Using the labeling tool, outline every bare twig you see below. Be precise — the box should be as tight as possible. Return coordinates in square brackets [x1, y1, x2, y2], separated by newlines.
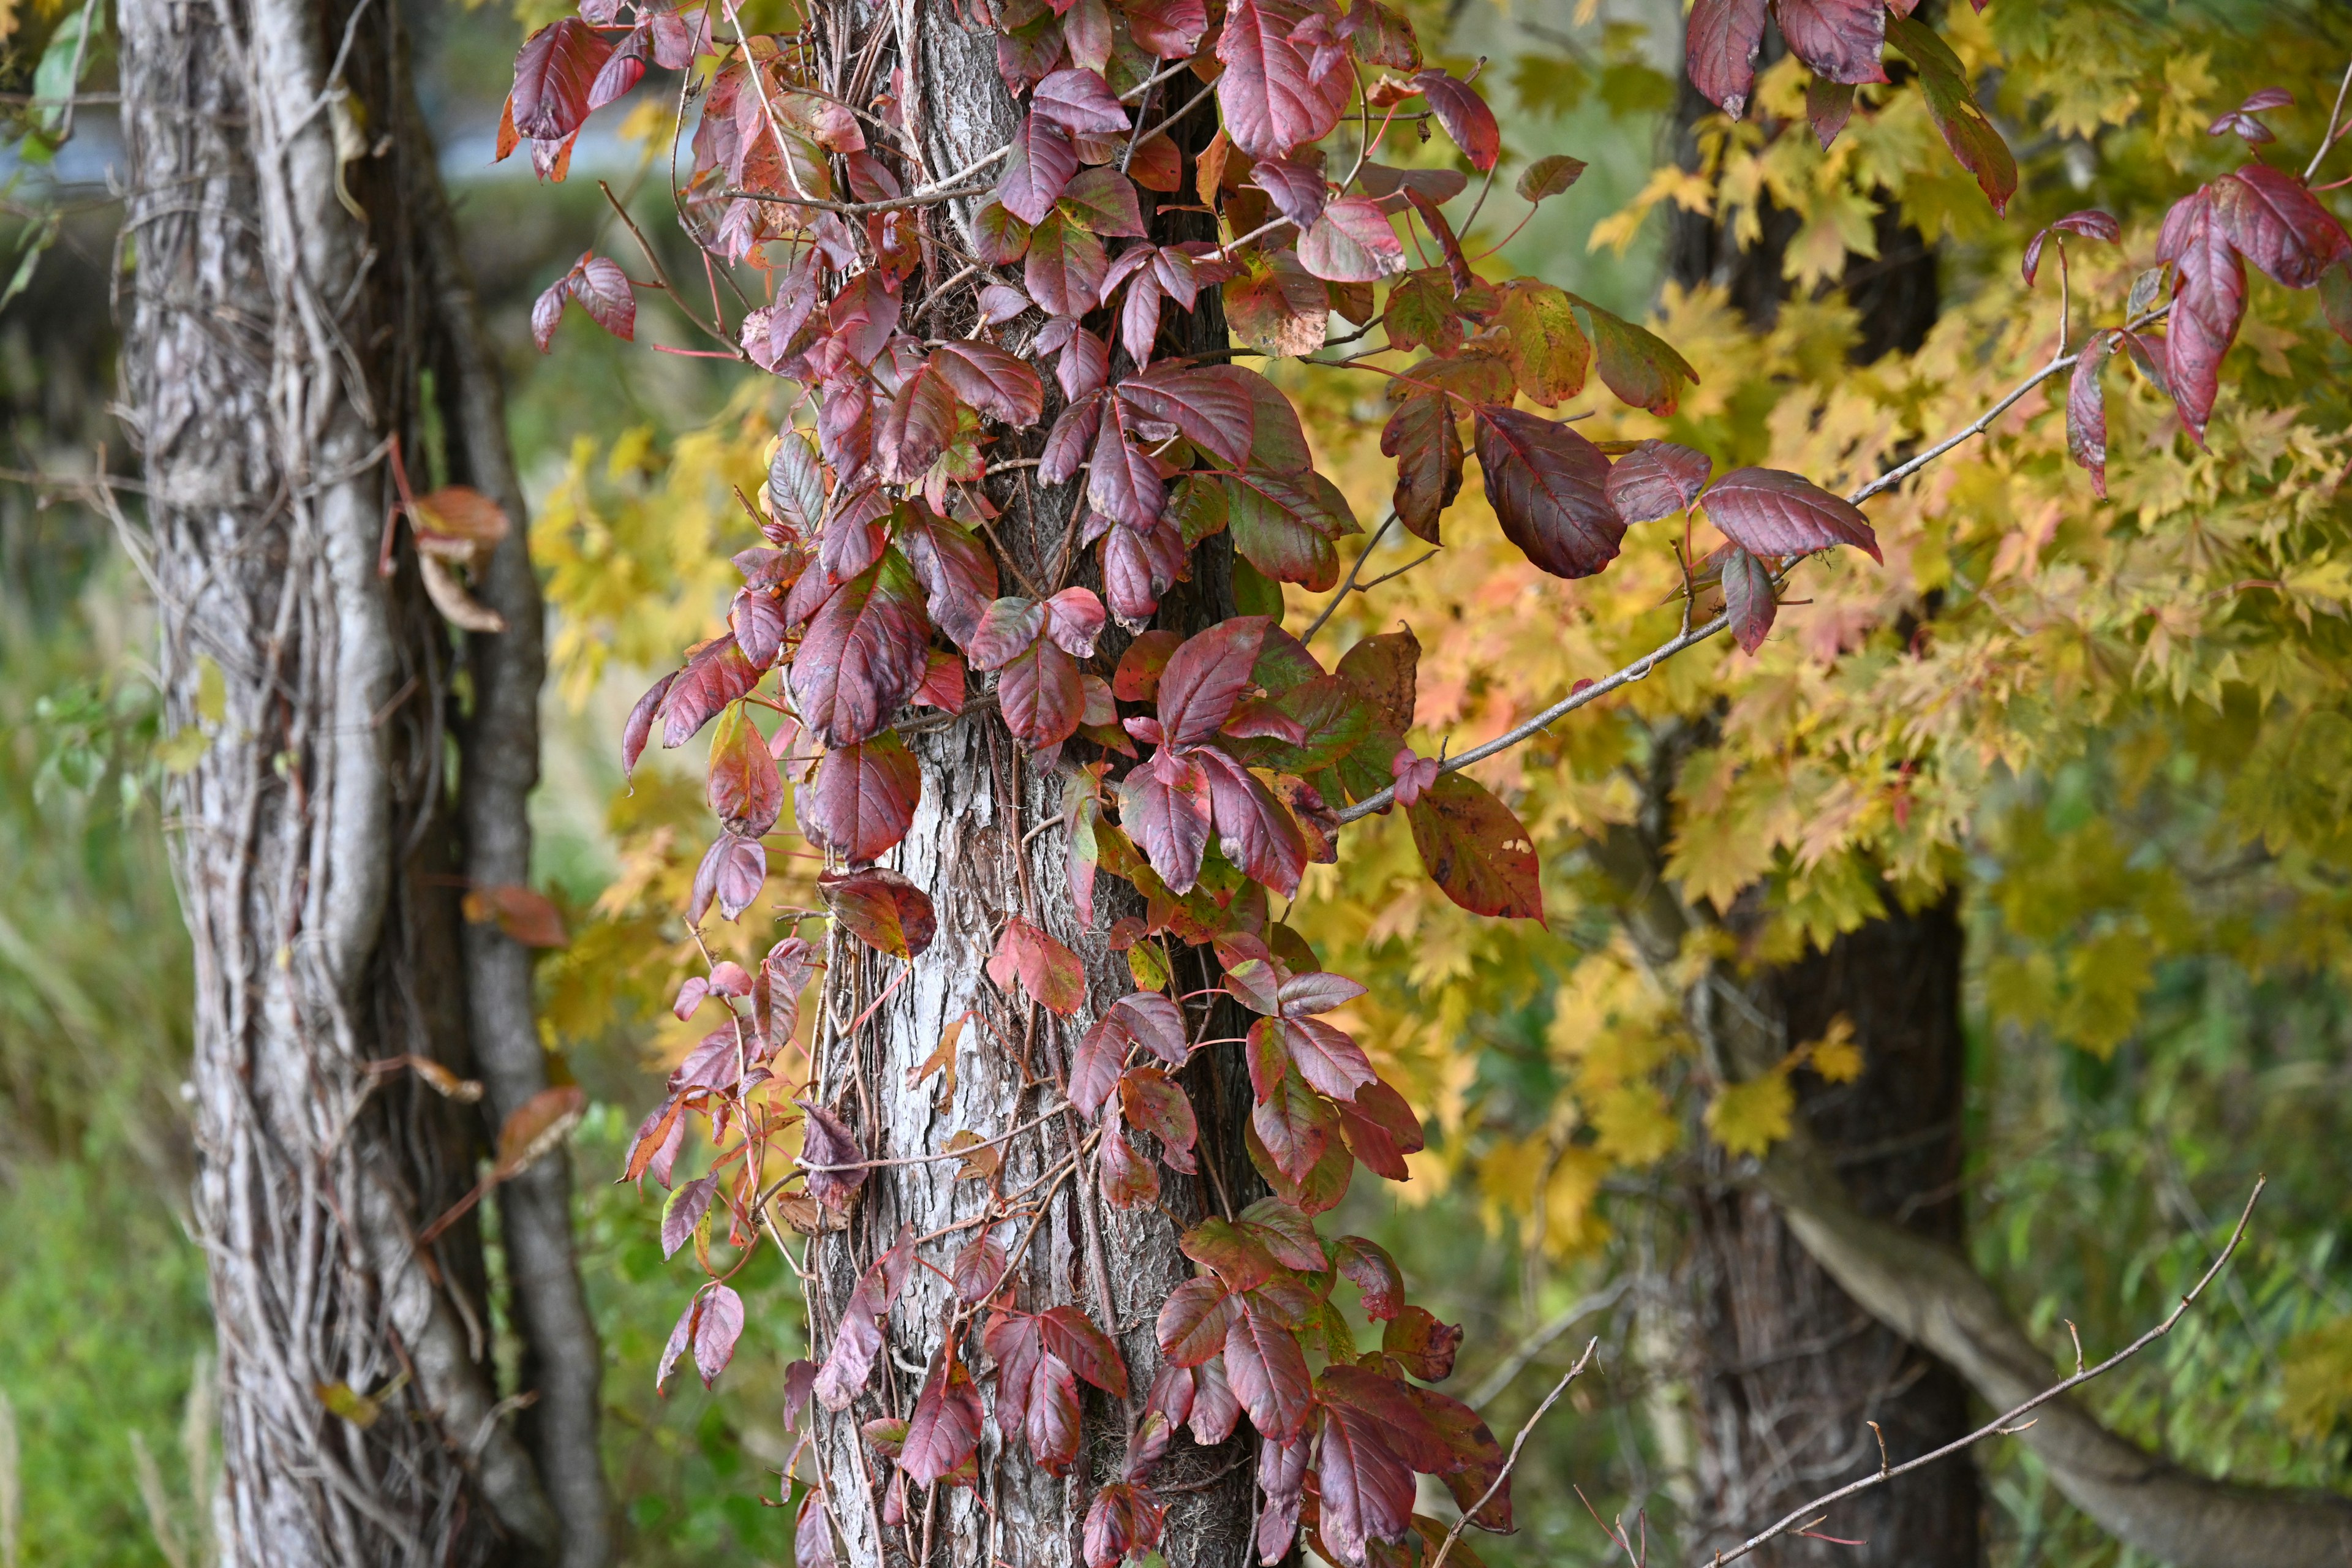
[1426, 1338, 1601, 1568]
[2304, 56, 2352, 184]
[1701, 1178, 2266, 1567]
[1301, 511, 1400, 640]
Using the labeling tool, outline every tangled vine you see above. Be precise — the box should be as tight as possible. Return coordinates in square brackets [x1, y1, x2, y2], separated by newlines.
[484, 0, 2352, 1559]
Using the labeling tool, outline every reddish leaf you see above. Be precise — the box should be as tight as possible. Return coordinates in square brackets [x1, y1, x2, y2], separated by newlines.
[1224, 1297, 1315, 1440]
[1224, 249, 1331, 358]
[951, 1235, 1010, 1303]
[1381, 1305, 1462, 1381]
[1252, 1074, 1333, 1183]
[794, 1489, 838, 1568]
[1082, 1482, 1168, 1568]
[1254, 1014, 1374, 1101]
[1251, 157, 1330, 228]
[1685, 0, 1766, 117]
[1405, 772, 1543, 921]
[967, 597, 1049, 671]
[1028, 211, 1112, 317]
[692, 1284, 746, 1388]
[1027, 1352, 1084, 1472]
[1806, 76, 1855, 148]
[707, 704, 783, 837]
[999, 637, 1087, 748]
[1121, 749, 1214, 893]
[1183, 1216, 1283, 1290]
[827, 269, 902, 364]
[1161, 617, 1272, 745]
[972, 200, 1033, 265]
[999, 113, 1080, 225]
[1473, 407, 1625, 580]
[2157, 186, 2245, 442]
[1043, 587, 1107, 657]
[820, 867, 938, 958]
[1101, 1120, 1163, 1208]
[986, 916, 1088, 1016]
[1219, 470, 1354, 591]
[932, 341, 1046, 428]
[1125, 0, 1208, 57]
[900, 1360, 986, 1487]
[662, 636, 761, 748]
[1606, 438, 1713, 524]
[1884, 12, 2016, 214]
[2213, 163, 2352, 289]
[531, 273, 570, 352]
[2066, 326, 2122, 502]
[1197, 749, 1310, 896]
[691, 834, 767, 922]
[899, 510, 1000, 648]
[1721, 544, 1778, 654]
[1035, 67, 1131, 134]
[790, 552, 932, 746]
[1333, 1236, 1403, 1319]
[1300, 198, 1408, 282]
[1774, 0, 1887, 85]
[1217, 0, 1350, 159]
[1411, 69, 1499, 171]
[913, 649, 966, 713]
[804, 733, 921, 862]
[1118, 364, 1258, 468]
[511, 19, 613, 141]
[1158, 1275, 1238, 1366]
[813, 1305, 883, 1410]
[622, 671, 676, 777]
[1114, 629, 1183, 701]
[2022, 209, 2120, 286]
[1119, 1066, 1200, 1166]
[878, 361, 955, 484]
[1317, 1398, 1418, 1563]
[1088, 396, 1168, 530]
[1701, 467, 1881, 562]
[1039, 1304, 1131, 1396]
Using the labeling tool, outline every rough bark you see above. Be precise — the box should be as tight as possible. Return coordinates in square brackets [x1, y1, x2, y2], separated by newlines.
[118, 0, 600, 1556]
[801, 7, 1261, 1565]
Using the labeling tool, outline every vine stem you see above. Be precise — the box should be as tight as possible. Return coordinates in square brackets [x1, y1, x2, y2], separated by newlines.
[1703, 1178, 2266, 1567]
[1423, 1336, 1602, 1568]
[1332, 302, 2173, 825]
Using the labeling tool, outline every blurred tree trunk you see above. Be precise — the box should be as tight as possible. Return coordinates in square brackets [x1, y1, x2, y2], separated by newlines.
[116, 0, 606, 1558]
[797, 7, 1262, 1564]
[1632, 58, 1983, 1568]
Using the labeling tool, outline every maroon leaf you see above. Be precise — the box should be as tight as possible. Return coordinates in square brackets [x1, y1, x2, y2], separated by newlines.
[1028, 211, 1112, 318]
[1473, 407, 1624, 580]
[1701, 467, 1881, 562]
[1317, 1398, 1417, 1563]
[511, 19, 614, 141]
[1806, 75, 1855, 148]
[1607, 439, 1713, 525]
[570, 255, 636, 340]
[1118, 364, 1258, 468]
[967, 597, 1048, 672]
[1158, 1276, 1238, 1366]
[1253, 1014, 1374, 1100]
[791, 552, 932, 746]
[879, 359, 957, 484]
[1223, 1298, 1315, 1440]
[998, 637, 1087, 749]
[899, 510, 1000, 649]
[1120, 748, 1214, 893]
[820, 867, 938, 958]
[1088, 394, 1167, 530]
[1251, 157, 1330, 227]
[952, 1235, 1010, 1303]
[1183, 1216, 1282, 1291]
[707, 704, 783, 837]
[1119, 1066, 1200, 1166]
[1034, 67, 1132, 134]
[1774, 0, 1887, 85]
[1082, 1481, 1168, 1568]
[1125, 0, 1208, 57]
[662, 636, 761, 748]
[1721, 545, 1778, 654]
[1059, 167, 1148, 238]
[1026, 1353, 1084, 1472]
[1252, 1074, 1333, 1182]
[986, 916, 1088, 1016]
[2157, 186, 2245, 442]
[2212, 163, 2352, 290]
[900, 1360, 986, 1487]
[1685, 0, 1766, 117]
[1101, 1120, 1163, 1208]
[972, 200, 1033, 265]
[932, 341, 1046, 427]
[794, 1489, 838, 1568]
[692, 833, 767, 922]
[1411, 69, 1499, 171]
[1220, 470, 1354, 590]
[693, 1284, 746, 1387]
[804, 733, 921, 861]
[813, 1305, 883, 1410]
[1043, 587, 1107, 657]
[827, 268, 903, 364]
[1216, 0, 1350, 159]
[1114, 629, 1182, 702]
[1406, 772, 1543, 921]
[661, 1174, 717, 1259]
[1197, 749, 1310, 896]
[1354, 162, 1467, 204]
[1381, 396, 1462, 545]
[531, 274, 570, 352]
[1039, 1304, 1131, 1396]
[1160, 617, 1272, 745]
[998, 113, 1080, 225]
[622, 671, 676, 777]
[1884, 12, 2016, 214]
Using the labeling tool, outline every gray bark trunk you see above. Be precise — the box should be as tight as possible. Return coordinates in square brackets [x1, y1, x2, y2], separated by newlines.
[117, 0, 602, 1556]
[802, 8, 1261, 1564]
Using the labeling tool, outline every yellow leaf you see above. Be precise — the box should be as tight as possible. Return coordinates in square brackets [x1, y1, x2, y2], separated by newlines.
[195, 654, 226, 725]
[1705, 1071, 1795, 1159]
[1589, 1082, 1679, 1166]
[2278, 1317, 2352, 1441]
[1804, 1016, 1863, 1084]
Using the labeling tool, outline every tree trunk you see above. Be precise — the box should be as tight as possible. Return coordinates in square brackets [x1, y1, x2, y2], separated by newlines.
[117, 0, 605, 1556]
[1642, 61, 1980, 1563]
[801, 7, 1261, 1564]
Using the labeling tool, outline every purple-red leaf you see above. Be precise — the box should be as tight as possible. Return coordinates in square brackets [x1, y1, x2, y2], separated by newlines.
[1411, 69, 1499, 171]
[2213, 163, 2352, 290]
[707, 704, 783, 837]
[1118, 364, 1258, 469]
[986, 916, 1088, 1016]
[1774, 0, 1887, 85]
[1216, 0, 1351, 159]
[900, 1360, 986, 1487]
[1607, 438, 1712, 525]
[1039, 1304, 1131, 1396]
[1884, 12, 2016, 214]
[933, 341, 1046, 428]
[1721, 545, 1777, 654]
[1473, 407, 1624, 580]
[1224, 1298, 1315, 1441]
[790, 552, 932, 746]
[820, 867, 938, 958]
[1686, 0, 1766, 118]
[1034, 67, 1133, 135]
[1700, 467, 1881, 562]
[511, 19, 614, 141]
[1160, 617, 1272, 745]
[804, 733, 921, 862]
[1405, 772, 1543, 921]
[999, 114, 1080, 225]
[1299, 197, 1408, 282]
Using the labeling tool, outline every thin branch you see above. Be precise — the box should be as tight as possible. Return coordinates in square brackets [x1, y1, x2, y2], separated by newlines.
[725, 181, 995, 215]
[1703, 1178, 2266, 1568]
[1464, 1278, 1630, 1408]
[2305, 56, 2352, 184]
[1302, 511, 1400, 639]
[1425, 1338, 1601, 1568]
